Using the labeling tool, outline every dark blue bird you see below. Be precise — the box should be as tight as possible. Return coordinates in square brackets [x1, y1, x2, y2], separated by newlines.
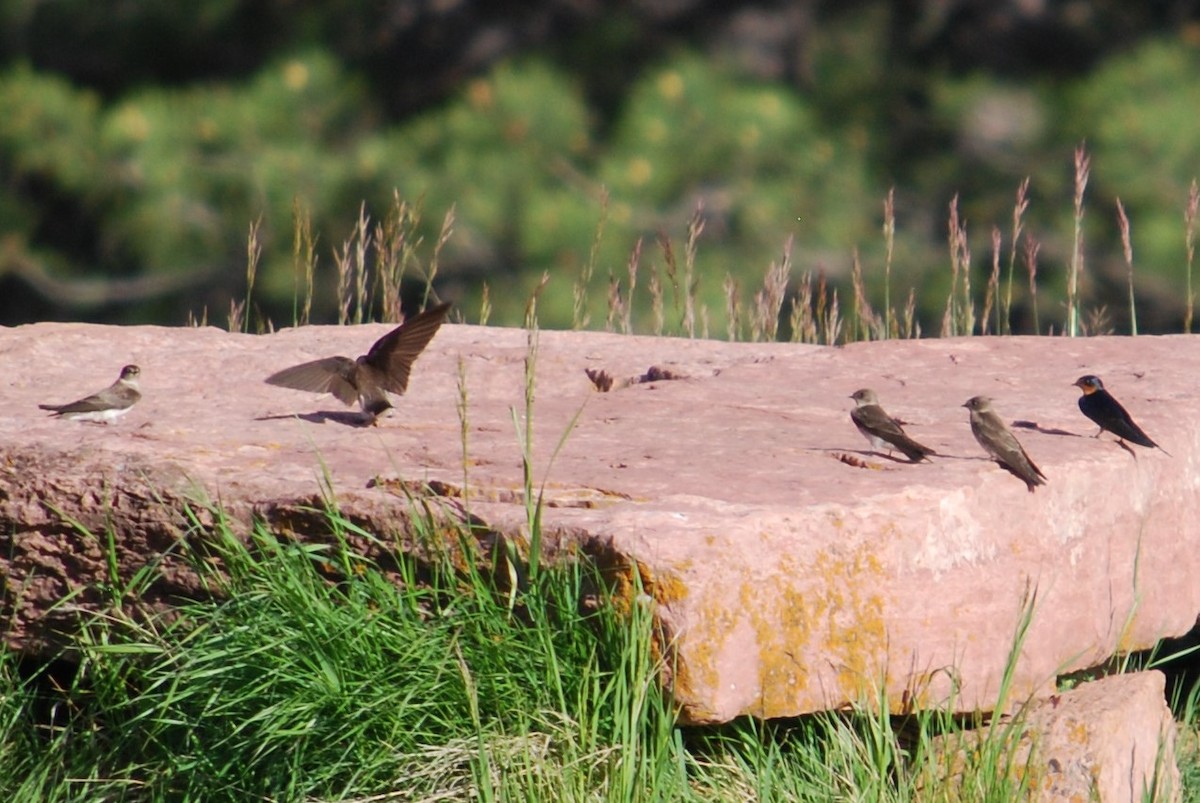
[1073, 375, 1168, 455]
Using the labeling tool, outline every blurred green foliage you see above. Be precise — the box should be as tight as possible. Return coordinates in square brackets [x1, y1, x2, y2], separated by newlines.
[1, 8, 1199, 334]
[1071, 40, 1200, 290]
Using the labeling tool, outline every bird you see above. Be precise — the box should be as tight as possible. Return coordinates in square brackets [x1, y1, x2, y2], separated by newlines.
[1073, 375, 1167, 454]
[39, 365, 142, 424]
[963, 395, 1047, 492]
[265, 302, 451, 425]
[848, 389, 935, 462]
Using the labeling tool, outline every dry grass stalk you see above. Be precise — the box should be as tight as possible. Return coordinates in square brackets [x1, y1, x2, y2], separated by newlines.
[1116, 198, 1137, 335]
[623, 237, 641, 335]
[1024, 235, 1041, 335]
[724, 273, 741, 341]
[226, 298, 243, 334]
[883, 187, 896, 337]
[849, 247, 879, 341]
[1003, 178, 1030, 334]
[456, 355, 471, 512]
[751, 234, 792, 342]
[816, 268, 829, 342]
[605, 270, 622, 333]
[574, 190, 608, 330]
[808, 267, 843, 344]
[373, 193, 416, 323]
[230, 216, 263, 333]
[942, 195, 973, 336]
[1186, 179, 1198, 333]
[824, 287, 842, 345]
[426, 204, 455, 309]
[524, 271, 550, 329]
[902, 287, 918, 339]
[333, 227, 354, 325]
[648, 246, 665, 336]
[353, 204, 371, 324]
[478, 282, 492, 326]
[292, 198, 317, 327]
[942, 196, 958, 337]
[373, 233, 398, 322]
[372, 218, 399, 322]
[981, 227, 1001, 336]
[790, 270, 816, 343]
[683, 203, 706, 338]
[1067, 145, 1090, 337]
[657, 229, 680, 333]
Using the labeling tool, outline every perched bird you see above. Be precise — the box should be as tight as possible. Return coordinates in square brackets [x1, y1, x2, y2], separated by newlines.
[963, 395, 1047, 492]
[1073, 375, 1167, 454]
[848, 389, 935, 462]
[39, 365, 141, 424]
[265, 302, 451, 424]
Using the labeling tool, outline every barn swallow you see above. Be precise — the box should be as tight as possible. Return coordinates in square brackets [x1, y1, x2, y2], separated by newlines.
[849, 389, 935, 462]
[1073, 375, 1167, 454]
[265, 302, 451, 425]
[963, 395, 1047, 492]
[39, 365, 141, 423]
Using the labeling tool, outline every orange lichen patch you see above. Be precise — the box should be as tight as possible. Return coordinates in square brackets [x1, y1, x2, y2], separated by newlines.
[601, 557, 711, 717]
[605, 552, 742, 719]
[1067, 720, 1089, 745]
[606, 557, 691, 607]
[766, 544, 889, 715]
[630, 533, 903, 721]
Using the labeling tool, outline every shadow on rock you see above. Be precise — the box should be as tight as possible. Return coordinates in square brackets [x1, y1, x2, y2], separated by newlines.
[256, 410, 371, 428]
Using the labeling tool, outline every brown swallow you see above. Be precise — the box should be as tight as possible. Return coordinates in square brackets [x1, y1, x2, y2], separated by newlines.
[963, 395, 1046, 492]
[1073, 375, 1168, 455]
[39, 365, 141, 423]
[265, 302, 450, 424]
[848, 389, 935, 462]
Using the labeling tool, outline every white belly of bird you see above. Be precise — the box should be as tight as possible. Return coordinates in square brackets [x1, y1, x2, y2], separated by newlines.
[64, 407, 132, 423]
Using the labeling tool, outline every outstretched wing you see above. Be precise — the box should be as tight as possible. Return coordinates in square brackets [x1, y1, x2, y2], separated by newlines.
[363, 302, 451, 394]
[265, 357, 359, 406]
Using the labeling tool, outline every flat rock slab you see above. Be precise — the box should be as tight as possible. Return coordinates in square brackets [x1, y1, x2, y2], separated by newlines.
[935, 670, 1178, 801]
[1021, 671, 1178, 802]
[1, 322, 1196, 724]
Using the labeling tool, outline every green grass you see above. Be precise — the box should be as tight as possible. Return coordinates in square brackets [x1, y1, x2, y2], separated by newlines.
[2, 491, 1190, 801]
[1, 502, 671, 801]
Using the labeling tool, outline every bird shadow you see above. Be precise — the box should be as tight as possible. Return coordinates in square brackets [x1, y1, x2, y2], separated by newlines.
[832, 447, 995, 464]
[1011, 420, 1144, 457]
[256, 410, 372, 428]
[834, 447, 954, 465]
[1011, 420, 1082, 437]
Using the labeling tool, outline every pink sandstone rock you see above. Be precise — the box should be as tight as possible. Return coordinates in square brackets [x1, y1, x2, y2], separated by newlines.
[935, 670, 1178, 802]
[0, 322, 1196, 725]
